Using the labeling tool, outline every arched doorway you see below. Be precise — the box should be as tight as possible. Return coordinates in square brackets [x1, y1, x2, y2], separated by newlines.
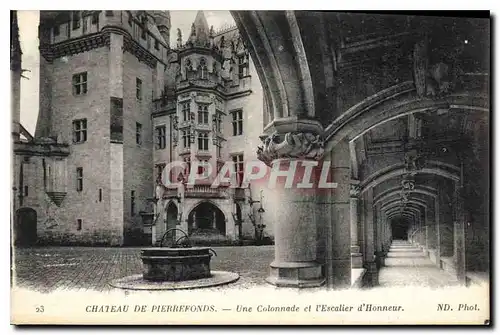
[15, 208, 37, 246]
[188, 202, 226, 235]
[391, 218, 409, 241]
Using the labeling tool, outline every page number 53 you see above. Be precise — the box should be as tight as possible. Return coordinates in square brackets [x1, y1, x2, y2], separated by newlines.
[35, 305, 44, 313]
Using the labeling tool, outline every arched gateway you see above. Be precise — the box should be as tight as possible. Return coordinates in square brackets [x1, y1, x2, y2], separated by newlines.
[14, 208, 37, 246]
[187, 202, 226, 236]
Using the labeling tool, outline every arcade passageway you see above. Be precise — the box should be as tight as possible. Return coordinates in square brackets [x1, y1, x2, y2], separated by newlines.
[232, 11, 490, 289]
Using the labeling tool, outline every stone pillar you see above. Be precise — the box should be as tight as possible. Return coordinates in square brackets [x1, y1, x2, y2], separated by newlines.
[257, 121, 326, 288]
[419, 209, 427, 249]
[382, 213, 390, 253]
[374, 205, 385, 268]
[324, 139, 352, 288]
[426, 200, 437, 259]
[434, 197, 441, 266]
[454, 181, 466, 284]
[350, 182, 363, 268]
[439, 182, 454, 257]
[363, 188, 378, 286]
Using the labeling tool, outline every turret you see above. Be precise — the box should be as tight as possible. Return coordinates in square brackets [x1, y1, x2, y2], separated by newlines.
[152, 10, 171, 47]
[187, 11, 210, 47]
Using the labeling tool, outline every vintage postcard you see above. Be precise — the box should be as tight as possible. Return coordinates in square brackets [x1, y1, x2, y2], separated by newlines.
[10, 9, 491, 325]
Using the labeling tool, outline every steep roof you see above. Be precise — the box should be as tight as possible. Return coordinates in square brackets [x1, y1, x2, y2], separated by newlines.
[187, 11, 211, 46]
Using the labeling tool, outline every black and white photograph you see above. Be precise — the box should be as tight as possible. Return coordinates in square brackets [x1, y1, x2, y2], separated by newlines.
[9, 8, 491, 325]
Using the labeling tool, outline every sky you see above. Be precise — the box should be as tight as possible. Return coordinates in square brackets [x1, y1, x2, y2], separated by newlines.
[17, 10, 235, 136]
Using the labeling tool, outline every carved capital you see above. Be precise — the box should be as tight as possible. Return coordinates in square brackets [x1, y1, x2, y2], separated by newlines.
[257, 131, 325, 166]
[350, 184, 361, 198]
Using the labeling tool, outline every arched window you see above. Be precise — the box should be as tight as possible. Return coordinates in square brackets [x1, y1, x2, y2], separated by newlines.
[199, 58, 208, 79]
[185, 58, 192, 79]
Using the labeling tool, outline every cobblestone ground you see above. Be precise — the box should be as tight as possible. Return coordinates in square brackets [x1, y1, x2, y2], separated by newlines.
[378, 241, 460, 288]
[12, 245, 274, 293]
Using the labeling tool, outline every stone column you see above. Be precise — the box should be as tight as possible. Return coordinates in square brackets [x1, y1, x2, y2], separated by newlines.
[363, 188, 378, 286]
[434, 197, 441, 266]
[453, 181, 466, 284]
[426, 200, 437, 261]
[350, 182, 363, 268]
[374, 205, 385, 268]
[258, 121, 326, 288]
[325, 139, 352, 288]
[439, 182, 454, 258]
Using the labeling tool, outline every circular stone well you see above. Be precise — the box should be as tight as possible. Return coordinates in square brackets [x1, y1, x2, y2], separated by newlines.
[109, 246, 239, 290]
[141, 247, 213, 282]
[109, 271, 240, 291]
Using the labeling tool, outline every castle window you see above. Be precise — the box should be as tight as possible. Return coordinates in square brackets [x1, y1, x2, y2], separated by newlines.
[199, 58, 208, 79]
[72, 11, 81, 30]
[181, 101, 190, 121]
[238, 56, 249, 78]
[77, 219, 82, 231]
[141, 16, 147, 40]
[198, 160, 210, 177]
[136, 122, 142, 146]
[216, 142, 221, 158]
[231, 109, 243, 136]
[136, 78, 142, 101]
[183, 157, 191, 176]
[53, 25, 60, 37]
[76, 167, 83, 192]
[197, 132, 209, 151]
[99, 188, 102, 202]
[24, 186, 29, 197]
[73, 119, 87, 143]
[105, 11, 114, 17]
[131, 190, 136, 216]
[155, 125, 166, 149]
[82, 17, 88, 33]
[182, 130, 191, 148]
[232, 154, 244, 186]
[91, 12, 99, 25]
[197, 104, 209, 125]
[72, 72, 87, 95]
[154, 39, 160, 50]
[185, 59, 192, 79]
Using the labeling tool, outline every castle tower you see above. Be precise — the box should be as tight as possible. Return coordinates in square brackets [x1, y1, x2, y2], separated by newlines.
[151, 11, 265, 246]
[11, 10, 22, 142]
[152, 10, 171, 48]
[35, 10, 170, 246]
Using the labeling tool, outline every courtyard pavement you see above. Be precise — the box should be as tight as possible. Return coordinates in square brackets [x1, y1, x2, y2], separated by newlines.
[12, 245, 274, 293]
[13, 243, 463, 293]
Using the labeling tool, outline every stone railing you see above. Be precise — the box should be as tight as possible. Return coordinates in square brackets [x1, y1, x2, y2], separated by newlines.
[185, 184, 228, 198]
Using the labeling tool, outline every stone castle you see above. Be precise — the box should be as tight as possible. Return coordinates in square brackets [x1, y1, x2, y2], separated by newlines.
[12, 10, 268, 246]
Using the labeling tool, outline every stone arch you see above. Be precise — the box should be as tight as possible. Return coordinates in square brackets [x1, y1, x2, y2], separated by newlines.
[166, 201, 179, 228]
[324, 84, 489, 150]
[14, 207, 37, 246]
[186, 200, 227, 236]
[360, 162, 460, 195]
[380, 198, 428, 212]
[374, 186, 437, 206]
